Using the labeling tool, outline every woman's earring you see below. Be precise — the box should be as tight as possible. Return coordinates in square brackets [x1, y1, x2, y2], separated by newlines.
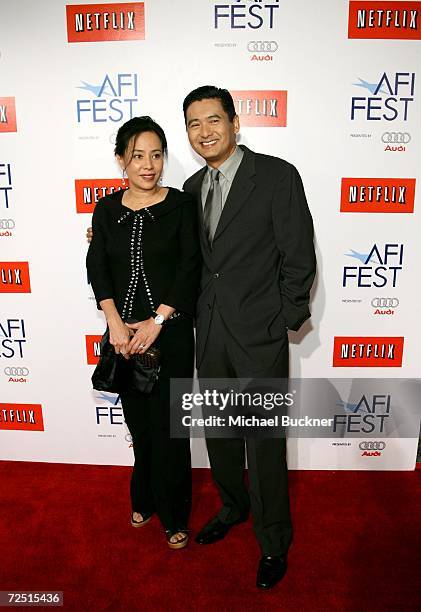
[121, 169, 127, 187]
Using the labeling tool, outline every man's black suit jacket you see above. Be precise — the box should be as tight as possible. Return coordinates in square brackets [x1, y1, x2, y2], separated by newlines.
[183, 145, 316, 373]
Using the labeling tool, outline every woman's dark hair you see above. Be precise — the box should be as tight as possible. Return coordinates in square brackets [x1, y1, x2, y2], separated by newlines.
[183, 86, 236, 124]
[114, 116, 168, 158]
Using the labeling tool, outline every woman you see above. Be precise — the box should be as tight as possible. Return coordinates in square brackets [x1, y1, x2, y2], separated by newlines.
[87, 116, 201, 549]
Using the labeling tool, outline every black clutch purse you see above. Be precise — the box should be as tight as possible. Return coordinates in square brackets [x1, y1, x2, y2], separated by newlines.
[92, 329, 160, 394]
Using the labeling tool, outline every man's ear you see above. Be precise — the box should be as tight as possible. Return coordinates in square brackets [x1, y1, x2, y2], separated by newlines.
[233, 114, 240, 135]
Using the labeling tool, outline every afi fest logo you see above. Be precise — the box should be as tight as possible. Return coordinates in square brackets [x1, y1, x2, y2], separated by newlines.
[94, 393, 133, 447]
[0, 263, 31, 293]
[95, 392, 124, 427]
[351, 72, 415, 121]
[230, 90, 287, 126]
[86, 335, 102, 364]
[75, 179, 127, 213]
[348, 1, 421, 39]
[76, 73, 140, 124]
[334, 394, 392, 434]
[66, 2, 145, 42]
[340, 178, 415, 213]
[333, 336, 404, 367]
[0, 98, 17, 133]
[213, 0, 280, 29]
[342, 243, 404, 287]
[0, 319, 27, 360]
[0, 163, 13, 209]
[0, 403, 44, 431]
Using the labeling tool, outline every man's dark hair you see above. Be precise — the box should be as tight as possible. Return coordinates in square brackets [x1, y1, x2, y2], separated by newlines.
[183, 86, 236, 124]
[114, 116, 168, 158]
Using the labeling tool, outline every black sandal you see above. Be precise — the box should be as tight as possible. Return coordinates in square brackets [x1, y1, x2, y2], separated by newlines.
[131, 512, 152, 528]
[165, 528, 189, 550]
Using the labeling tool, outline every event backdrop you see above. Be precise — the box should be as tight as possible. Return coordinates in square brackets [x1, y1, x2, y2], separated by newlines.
[1, 0, 420, 469]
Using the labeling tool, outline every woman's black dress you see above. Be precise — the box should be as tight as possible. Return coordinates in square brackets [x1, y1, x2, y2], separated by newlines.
[87, 187, 201, 532]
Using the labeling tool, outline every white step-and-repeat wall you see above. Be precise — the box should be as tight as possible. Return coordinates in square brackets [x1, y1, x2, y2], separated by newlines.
[1, 0, 420, 469]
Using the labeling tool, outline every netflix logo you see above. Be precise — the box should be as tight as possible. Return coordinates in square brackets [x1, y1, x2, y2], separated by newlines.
[0, 262, 31, 293]
[0, 403, 44, 431]
[340, 178, 415, 213]
[230, 90, 287, 127]
[66, 2, 145, 42]
[86, 335, 102, 365]
[75, 179, 127, 213]
[333, 336, 404, 367]
[348, 1, 421, 39]
[0, 98, 17, 133]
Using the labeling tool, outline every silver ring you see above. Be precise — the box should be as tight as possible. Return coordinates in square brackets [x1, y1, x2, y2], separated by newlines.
[139, 344, 144, 348]
[121, 350, 126, 355]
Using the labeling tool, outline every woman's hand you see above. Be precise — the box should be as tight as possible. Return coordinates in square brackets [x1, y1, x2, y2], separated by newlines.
[126, 319, 162, 355]
[108, 317, 131, 357]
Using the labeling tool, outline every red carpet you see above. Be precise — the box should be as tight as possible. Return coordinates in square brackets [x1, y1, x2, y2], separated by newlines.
[0, 461, 419, 611]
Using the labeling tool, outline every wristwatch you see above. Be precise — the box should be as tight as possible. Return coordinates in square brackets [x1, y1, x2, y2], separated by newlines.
[152, 312, 165, 326]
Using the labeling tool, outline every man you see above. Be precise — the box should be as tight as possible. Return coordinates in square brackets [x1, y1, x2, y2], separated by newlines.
[182, 86, 316, 589]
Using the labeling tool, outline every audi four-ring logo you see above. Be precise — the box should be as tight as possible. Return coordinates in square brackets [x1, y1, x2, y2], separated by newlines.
[247, 41, 278, 52]
[381, 132, 411, 144]
[359, 441, 386, 451]
[4, 366, 29, 376]
[371, 297, 399, 308]
[0, 219, 15, 229]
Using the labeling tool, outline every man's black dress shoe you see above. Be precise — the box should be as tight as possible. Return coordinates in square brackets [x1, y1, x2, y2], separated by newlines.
[256, 555, 287, 589]
[195, 516, 246, 545]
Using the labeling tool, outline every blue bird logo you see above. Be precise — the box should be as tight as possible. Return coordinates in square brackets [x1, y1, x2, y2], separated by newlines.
[77, 81, 113, 97]
[353, 78, 388, 96]
[344, 249, 379, 264]
[337, 400, 369, 414]
[95, 392, 121, 405]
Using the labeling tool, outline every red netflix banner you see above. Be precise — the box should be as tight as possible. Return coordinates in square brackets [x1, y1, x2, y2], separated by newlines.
[333, 336, 404, 367]
[340, 178, 415, 213]
[230, 91, 287, 127]
[75, 179, 127, 213]
[0, 97, 17, 133]
[0, 262, 31, 293]
[0, 403, 44, 431]
[66, 2, 145, 43]
[348, 1, 421, 39]
[86, 335, 102, 365]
